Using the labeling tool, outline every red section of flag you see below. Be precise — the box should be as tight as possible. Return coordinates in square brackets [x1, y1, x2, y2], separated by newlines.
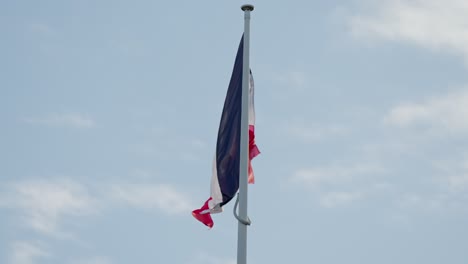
[191, 198, 214, 228]
[248, 125, 260, 184]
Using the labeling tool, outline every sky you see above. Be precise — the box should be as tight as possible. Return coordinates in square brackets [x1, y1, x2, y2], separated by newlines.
[2, 0, 468, 263]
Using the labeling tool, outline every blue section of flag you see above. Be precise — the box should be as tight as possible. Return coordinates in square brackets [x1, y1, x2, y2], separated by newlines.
[216, 36, 244, 206]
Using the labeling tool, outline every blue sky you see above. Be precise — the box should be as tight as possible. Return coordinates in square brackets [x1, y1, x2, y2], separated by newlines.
[2, 0, 468, 263]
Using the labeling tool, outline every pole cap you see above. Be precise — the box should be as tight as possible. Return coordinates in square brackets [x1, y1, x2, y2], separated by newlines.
[241, 4, 254, 11]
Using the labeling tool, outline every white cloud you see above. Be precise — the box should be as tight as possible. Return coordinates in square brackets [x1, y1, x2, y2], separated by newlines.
[384, 88, 468, 133]
[186, 252, 236, 264]
[434, 157, 468, 193]
[24, 113, 95, 128]
[110, 183, 194, 215]
[1, 180, 95, 236]
[395, 193, 449, 212]
[9, 241, 49, 264]
[319, 191, 363, 208]
[292, 163, 385, 208]
[0, 178, 194, 238]
[292, 163, 384, 189]
[70, 256, 112, 264]
[388, 156, 468, 212]
[190, 139, 207, 149]
[286, 121, 348, 143]
[446, 174, 468, 192]
[349, 0, 468, 62]
[29, 23, 55, 36]
[272, 70, 308, 90]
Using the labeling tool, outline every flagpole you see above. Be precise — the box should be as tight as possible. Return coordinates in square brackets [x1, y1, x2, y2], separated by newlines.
[238, 4, 254, 264]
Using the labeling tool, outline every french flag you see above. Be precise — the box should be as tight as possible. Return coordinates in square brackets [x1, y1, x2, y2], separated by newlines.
[192, 36, 260, 228]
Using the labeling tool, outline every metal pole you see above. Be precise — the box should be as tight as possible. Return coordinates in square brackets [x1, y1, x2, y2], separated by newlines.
[238, 4, 254, 264]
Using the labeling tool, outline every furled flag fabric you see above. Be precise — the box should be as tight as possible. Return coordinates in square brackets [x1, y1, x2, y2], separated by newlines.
[192, 36, 260, 228]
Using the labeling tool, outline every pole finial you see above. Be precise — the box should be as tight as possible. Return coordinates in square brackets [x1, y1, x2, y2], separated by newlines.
[241, 4, 254, 11]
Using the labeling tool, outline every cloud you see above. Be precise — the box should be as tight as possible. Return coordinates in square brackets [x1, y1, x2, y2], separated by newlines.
[446, 174, 468, 192]
[384, 88, 468, 133]
[292, 163, 384, 189]
[383, 156, 468, 213]
[9, 241, 49, 264]
[319, 191, 363, 208]
[70, 256, 112, 264]
[189, 139, 207, 149]
[271, 70, 308, 90]
[186, 252, 236, 264]
[0, 178, 194, 238]
[292, 163, 385, 208]
[286, 121, 348, 143]
[348, 0, 468, 60]
[434, 157, 468, 193]
[23, 113, 95, 128]
[29, 23, 55, 36]
[110, 183, 194, 215]
[395, 193, 450, 213]
[1, 180, 95, 236]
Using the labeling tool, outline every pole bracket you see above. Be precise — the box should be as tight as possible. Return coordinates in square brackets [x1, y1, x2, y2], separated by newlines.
[233, 193, 251, 226]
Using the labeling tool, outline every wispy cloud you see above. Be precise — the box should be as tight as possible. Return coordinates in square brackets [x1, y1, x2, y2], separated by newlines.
[271, 70, 308, 90]
[70, 256, 112, 264]
[348, 0, 468, 61]
[186, 252, 236, 264]
[23, 113, 95, 128]
[9, 241, 49, 264]
[292, 163, 385, 189]
[319, 191, 363, 208]
[291, 163, 385, 208]
[434, 157, 468, 193]
[394, 193, 453, 213]
[29, 23, 55, 36]
[1, 180, 95, 237]
[110, 183, 194, 215]
[446, 174, 468, 192]
[384, 88, 468, 133]
[0, 178, 194, 238]
[286, 121, 349, 143]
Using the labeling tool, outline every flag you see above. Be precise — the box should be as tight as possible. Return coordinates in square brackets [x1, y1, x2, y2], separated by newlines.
[192, 36, 260, 228]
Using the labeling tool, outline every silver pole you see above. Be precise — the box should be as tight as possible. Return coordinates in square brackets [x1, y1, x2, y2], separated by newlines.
[238, 4, 254, 264]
